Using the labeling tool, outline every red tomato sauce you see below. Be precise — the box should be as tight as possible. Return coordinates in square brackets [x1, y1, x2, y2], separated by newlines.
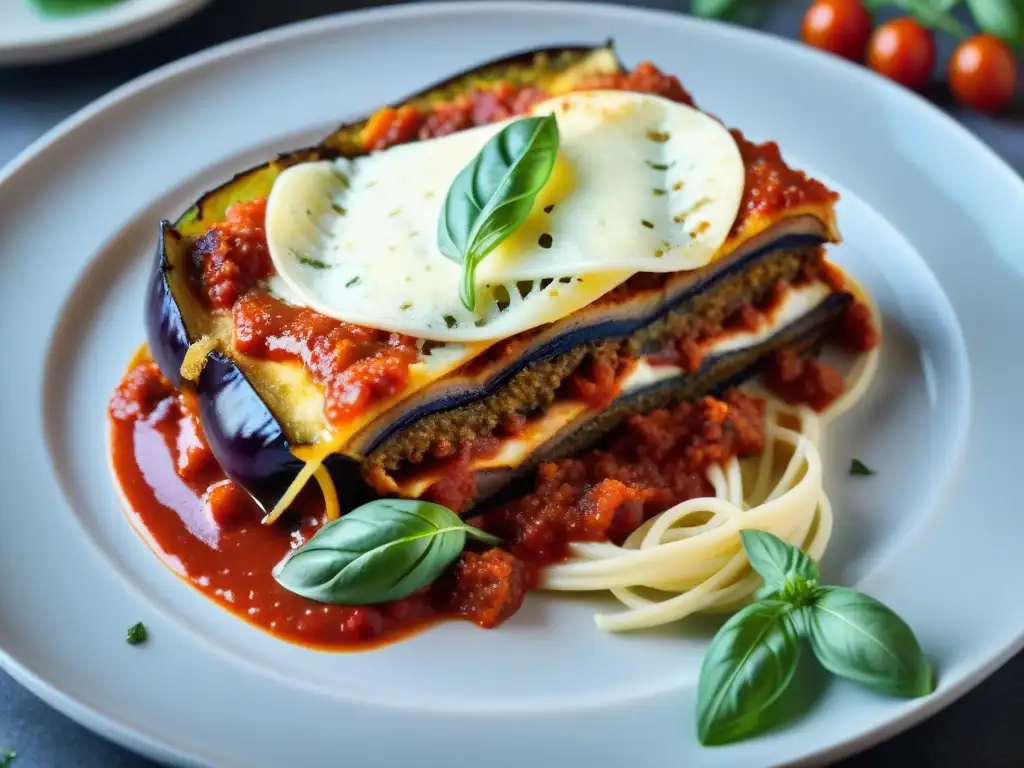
[108, 356, 766, 650]
[232, 291, 419, 425]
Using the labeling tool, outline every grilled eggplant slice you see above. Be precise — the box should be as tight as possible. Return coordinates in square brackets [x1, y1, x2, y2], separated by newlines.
[147, 43, 625, 513]
[147, 40, 849, 515]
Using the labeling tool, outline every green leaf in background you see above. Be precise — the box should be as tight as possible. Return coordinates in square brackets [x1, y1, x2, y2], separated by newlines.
[741, 529, 820, 600]
[965, 0, 1024, 48]
[0, 749, 15, 768]
[806, 587, 935, 697]
[865, 0, 969, 37]
[696, 599, 801, 745]
[27, 0, 127, 16]
[437, 114, 559, 311]
[274, 498, 500, 605]
[691, 0, 765, 24]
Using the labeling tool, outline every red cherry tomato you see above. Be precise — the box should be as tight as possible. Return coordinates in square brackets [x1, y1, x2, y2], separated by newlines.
[866, 17, 936, 89]
[949, 34, 1018, 112]
[801, 0, 874, 61]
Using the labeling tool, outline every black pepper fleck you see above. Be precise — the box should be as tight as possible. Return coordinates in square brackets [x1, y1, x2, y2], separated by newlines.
[538, 233, 554, 249]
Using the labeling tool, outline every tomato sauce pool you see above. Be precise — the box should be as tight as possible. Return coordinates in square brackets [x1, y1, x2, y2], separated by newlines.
[109, 356, 438, 649]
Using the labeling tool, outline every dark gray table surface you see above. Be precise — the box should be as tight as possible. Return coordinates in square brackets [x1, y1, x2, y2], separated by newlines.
[2, 1, 1022, 765]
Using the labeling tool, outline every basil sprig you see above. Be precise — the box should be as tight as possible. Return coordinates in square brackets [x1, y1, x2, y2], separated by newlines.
[437, 114, 560, 311]
[697, 530, 934, 746]
[274, 499, 501, 605]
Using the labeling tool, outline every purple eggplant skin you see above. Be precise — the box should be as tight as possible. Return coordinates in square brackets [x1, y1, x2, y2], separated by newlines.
[145, 222, 190, 389]
[143, 44, 623, 513]
[146, 223, 363, 513]
[196, 353, 366, 513]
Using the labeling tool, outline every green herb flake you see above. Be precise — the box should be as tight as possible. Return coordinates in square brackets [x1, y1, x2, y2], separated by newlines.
[646, 129, 670, 143]
[645, 160, 671, 170]
[673, 213, 686, 224]
[0, 749, 15, 768]
[641, 219, 655, 229]
[673, 180, 684, 191]
[126, 622, 148, 646]
[298, 255, 331, 270]
[345, 276, 361, 288]
[399, 302, 413, 311]
[850, 459, 875, 476]
[653, 188, 667, 197]
[331, 202, 347, 216]
[538, 233, 554, 249]
[654, 249, 664, 258]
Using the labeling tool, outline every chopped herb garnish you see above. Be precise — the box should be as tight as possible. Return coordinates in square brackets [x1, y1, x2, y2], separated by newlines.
[0, 749, 15, 768]
[399, 302, 413, 311]
[641, 219, 655, 229]
[538, 233, 554, 249]
[654, 249, 664, 258]
[543, 204, 555, 213]
[646, 129, 670, 143]
[645, 160, 671, 170]
[126, 622, 147, 645]
[443, 315, 458, 329]
[331, 202, 347, 216]
[673, 213, 686, 223]
[672, 180, 684, 191]
[653, 188, 666, 196]
[850, 459, 876, 476]
[345, 277, 360, 288]
[298, 255, 331, 270]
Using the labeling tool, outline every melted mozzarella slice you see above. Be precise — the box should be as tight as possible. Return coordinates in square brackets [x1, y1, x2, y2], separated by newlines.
[265, 91, 743, 342]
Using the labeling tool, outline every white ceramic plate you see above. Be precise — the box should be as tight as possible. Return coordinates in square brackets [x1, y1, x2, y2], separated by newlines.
[1, 3, 1022, 766]
[0, 0, 209, 65]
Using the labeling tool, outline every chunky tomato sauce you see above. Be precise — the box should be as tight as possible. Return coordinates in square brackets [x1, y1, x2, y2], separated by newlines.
[232, 291, 419, 425]
[108, 356, 766, 649]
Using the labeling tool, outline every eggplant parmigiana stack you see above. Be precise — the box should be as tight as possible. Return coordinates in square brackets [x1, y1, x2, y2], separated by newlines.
[147, 42, 858, 520]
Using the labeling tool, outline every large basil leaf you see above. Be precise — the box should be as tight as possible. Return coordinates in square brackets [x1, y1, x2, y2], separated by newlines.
[437, 114, 559, 310]
[696, 599, 801, 745]
[740, 529, 819, 601]
[806, 587, 935, 697]
[965, 0, 1024, 47]
[274, 499, 499, 605]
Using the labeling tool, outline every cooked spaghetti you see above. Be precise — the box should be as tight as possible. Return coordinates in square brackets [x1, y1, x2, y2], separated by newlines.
[545, 292, 880, 631]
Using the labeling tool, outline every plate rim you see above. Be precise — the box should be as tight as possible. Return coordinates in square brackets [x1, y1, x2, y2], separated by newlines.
[0, 0, 211, 66]
[2, 3, 1023, 766]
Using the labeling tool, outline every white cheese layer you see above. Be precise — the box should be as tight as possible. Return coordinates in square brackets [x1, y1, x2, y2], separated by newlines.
[264, 91, 744, 342]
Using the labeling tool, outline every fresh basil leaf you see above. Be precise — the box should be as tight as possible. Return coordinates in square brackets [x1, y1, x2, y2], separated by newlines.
[865, 0, 969, 37]
[437, 115, 559, 310]
[274, 499, 498, 604]
[965, 0, 1024, 47]
[741, 530, 820, 600]
[849, 458, 876, 476]
[696, 599, 801, 745]
[806, 587, 935, 697]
